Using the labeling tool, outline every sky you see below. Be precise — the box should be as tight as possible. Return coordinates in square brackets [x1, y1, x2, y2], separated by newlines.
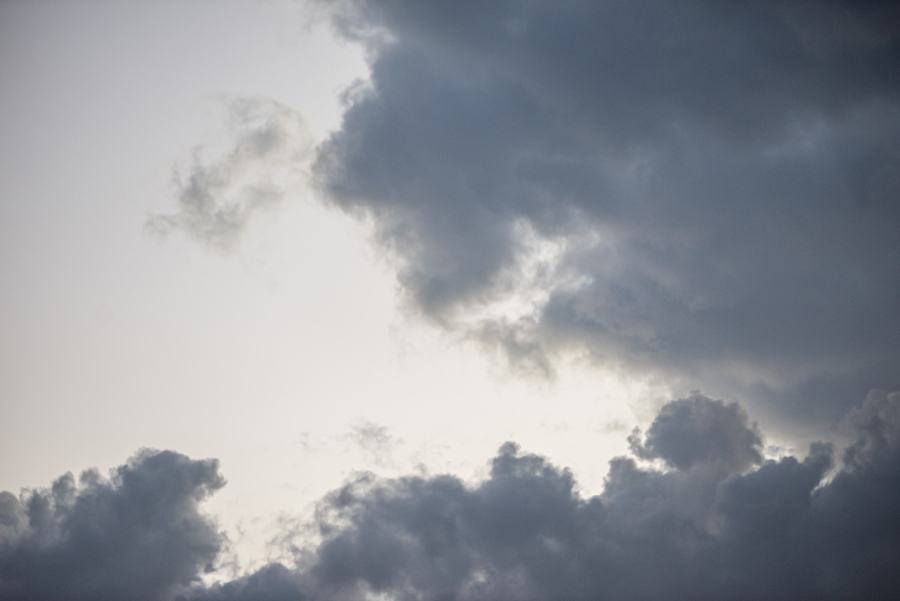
[1, 1, 899, 600]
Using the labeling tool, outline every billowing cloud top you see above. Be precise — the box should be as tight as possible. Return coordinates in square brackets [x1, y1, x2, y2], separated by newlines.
[4, 393, 900, 600]
[0, 450, 225, 601]
[309, 0, 900, 421]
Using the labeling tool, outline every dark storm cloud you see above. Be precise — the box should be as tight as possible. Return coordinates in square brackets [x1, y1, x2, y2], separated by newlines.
[312, 0, 900, 421]
[148, 97, 312, 251]
[5, 393, 900, 600]
[0, 450, 225, 601]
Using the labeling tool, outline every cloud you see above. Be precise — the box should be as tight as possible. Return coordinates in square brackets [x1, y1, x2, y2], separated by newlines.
[10, 393, 900, 600]
[291, 392, 900, 600]
[180, 563, 305, 601]
[0, 450, 226, 601]
[309, 0, 900, 421]
[192, 391, 897, 601]
[148, 97, 314, 251]
[347, 421, 401, 467]
[628, 394, 763, 472]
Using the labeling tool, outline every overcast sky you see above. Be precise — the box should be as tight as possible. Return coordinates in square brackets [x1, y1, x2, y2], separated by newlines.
[2, 1, 899, 599]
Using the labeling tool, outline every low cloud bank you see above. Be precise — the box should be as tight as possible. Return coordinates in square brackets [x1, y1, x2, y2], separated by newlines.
[4, 392, 900, 600]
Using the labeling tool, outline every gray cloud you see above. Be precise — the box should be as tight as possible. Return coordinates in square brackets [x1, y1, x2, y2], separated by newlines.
[5, 393, 900, 600]
[181, 563, 306, 601]
[629, 394, 763, 472]
[211, 391, 900, 601]
[148, 97, 313, 251]
[310, 0, 900, 422]
[0, 450, 225, 601]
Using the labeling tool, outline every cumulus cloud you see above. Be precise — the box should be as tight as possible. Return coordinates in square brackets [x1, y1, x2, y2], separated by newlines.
[0, 450, 225, 601]
[629, 394, 763, 472]
[308, 0, 900, 421]
[7, 393, 900, 600]
[202, 392, 899, 601]
[148, 97, 313, 251]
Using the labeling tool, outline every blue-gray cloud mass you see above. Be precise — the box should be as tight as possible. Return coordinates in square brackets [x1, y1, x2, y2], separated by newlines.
[3, 393, 900, 600]
[0, 451, 225, 601]
[312, 0, 900, 423]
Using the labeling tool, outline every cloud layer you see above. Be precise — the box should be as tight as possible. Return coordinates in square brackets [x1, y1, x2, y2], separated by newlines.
[311, 0, 900, 421]
[4, 393, 900, 600]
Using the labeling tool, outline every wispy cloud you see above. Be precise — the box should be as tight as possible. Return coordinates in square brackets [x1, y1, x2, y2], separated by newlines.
[147, 96, 314, 251]
[347, 421, 401, 467]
